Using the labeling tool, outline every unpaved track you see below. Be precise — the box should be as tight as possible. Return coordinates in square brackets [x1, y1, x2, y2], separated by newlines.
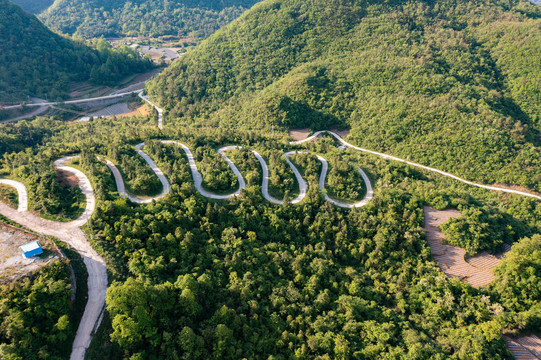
[0, 158, 106, 360]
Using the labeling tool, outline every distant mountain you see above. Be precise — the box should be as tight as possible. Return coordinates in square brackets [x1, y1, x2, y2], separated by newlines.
[9, 0, 54, 13]
[147, 0, 541, 192]
[0, 0, 151, 103]
[38, 0, 260, 39]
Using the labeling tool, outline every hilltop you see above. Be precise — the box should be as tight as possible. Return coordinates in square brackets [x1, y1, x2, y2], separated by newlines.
[147, 0, 541, 192]
[0, 0, 151, 103]
[36, 0, 260, 39]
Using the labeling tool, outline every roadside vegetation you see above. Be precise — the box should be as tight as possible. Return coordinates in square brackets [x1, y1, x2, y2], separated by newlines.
[0, 0, 540, 358]
[0, 260, 75, 359]
[0, 185, 17, 209]
[108, 145, 163, 197]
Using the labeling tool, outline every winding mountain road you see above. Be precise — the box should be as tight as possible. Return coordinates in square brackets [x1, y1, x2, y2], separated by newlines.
[0, 126, 538, 360]
[101, 143, 171, 204]
[294, 131, 541, 201]
[147, 141, 372, 207]
[0, 158, 106, 360]
[0, 179, 28, 211]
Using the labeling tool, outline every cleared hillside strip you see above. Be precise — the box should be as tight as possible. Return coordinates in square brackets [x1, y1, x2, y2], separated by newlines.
[423, 206, 501, 288]
[505, 335, 541, 360]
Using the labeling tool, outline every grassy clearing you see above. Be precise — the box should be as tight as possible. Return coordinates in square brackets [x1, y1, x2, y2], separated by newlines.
[0, 184, 18, 208]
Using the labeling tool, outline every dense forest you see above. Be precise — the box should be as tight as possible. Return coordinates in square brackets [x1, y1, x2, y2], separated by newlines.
[146, 0, 541, 193]
[0, 0, 540, 358]
[0, 113, 539, 358]
[36, 0, 260, 39]
[0, 0, 152, 103]
[0, 260, 75, 359]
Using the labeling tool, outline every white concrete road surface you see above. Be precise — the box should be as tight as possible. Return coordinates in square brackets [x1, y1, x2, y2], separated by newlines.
[1, 128, 539, 360]
[161, 141, 246, 200]
[160, 141, 373, 207]
[3, 91, 140, 110]
[0, 104, 49, 124]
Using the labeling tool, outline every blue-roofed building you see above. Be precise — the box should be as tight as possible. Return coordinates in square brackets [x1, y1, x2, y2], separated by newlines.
[20, 241, 43, 258]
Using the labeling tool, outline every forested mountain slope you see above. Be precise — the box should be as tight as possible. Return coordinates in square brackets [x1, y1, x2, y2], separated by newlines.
[38, 0, 260, 39]
[0, 0, 152, 103]
[147, 0, 541, 192]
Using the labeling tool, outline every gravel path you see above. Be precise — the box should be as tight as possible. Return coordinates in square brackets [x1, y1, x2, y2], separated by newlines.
[0, 158, 106, 360]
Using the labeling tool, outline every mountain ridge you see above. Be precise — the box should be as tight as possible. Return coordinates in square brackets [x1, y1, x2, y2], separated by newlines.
[146, 0, 541, 192]
[37, 0, 260, 39]
[0, 0, 151, 103]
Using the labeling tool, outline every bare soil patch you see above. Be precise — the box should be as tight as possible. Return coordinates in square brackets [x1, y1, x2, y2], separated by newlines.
[0, 223, 61, 283]
[465, 243, 511, 270]
[57, 169, 80, 188]
[289, 128, 311, 141]
[331, 128, 350, 138]
[118, 103, 150, 118]
[423, 206, 499, 288]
